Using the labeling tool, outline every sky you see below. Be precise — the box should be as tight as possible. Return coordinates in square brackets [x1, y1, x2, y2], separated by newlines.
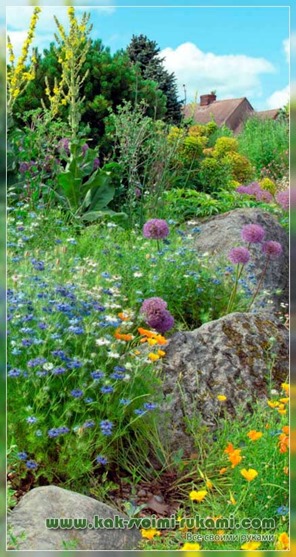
[6, 3, 292, 111]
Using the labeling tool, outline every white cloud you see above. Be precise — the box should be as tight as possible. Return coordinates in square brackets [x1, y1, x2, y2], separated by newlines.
[283, 34, 296, 63]
[6, 5, 115, 59]
[266, 85, 289, 109]
[160, 42, 275, 102]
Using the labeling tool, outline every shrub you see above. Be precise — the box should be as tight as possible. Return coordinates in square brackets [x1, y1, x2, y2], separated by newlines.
[212, 136, 239, 158]
[223, 152, 255, 183]
[259, 177, 277, 196]
[199, 156, 233, 192]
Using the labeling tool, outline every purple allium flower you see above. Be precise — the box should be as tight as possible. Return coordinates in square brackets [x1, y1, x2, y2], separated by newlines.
[228, 247, 251, 265]
[17, 452, 28, 460]
[241, 224, 265, 244]
[25, 460, 38, 470]
[236, 182, 261, 196]
[143, 219, 169, 240]
[93, 157, 100, 170]
[141, 297, 174, 333]
[96, 455, 108, 465]
[70, 389, 83, 398]
[146, 309, 175, 334]
[255, 189, 273, 203]
[276, 190, 289, 211]
[141, 297, 167, 315]
[135, 187, 142, 198]
[262, 240, 283, 258]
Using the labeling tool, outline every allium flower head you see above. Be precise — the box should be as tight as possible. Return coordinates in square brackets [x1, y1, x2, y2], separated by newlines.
[262, 240, 283, 258]
[241, 224, 265, 243]
[143, 219, 169, 240]
[228, 247, 250, 265]
[146, 309, 175, 334]
[276, 190, 289, 211]
[141, 297, 174, 333]
[141, 297, 167, 315]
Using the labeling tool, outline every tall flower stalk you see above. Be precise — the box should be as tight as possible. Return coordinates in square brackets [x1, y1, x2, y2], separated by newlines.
[44, 7, 92, 139]
[7, 7, 41, 116]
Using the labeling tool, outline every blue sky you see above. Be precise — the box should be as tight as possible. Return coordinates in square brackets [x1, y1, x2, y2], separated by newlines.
[6, 2, 292, 110]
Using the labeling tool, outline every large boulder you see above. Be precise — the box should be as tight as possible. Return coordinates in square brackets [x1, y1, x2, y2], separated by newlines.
[161, 312, 288, 452]
[7, 486, 141, 550]
[191, 208, 288, 312]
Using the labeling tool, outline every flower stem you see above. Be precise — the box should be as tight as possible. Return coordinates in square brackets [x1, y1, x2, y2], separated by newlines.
[248, 257, 270, 310]
[226, 264, 244, 314]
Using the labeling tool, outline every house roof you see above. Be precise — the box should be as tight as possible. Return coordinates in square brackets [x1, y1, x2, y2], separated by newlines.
[256, 109, 280, 120]
[183, 97, 251, 127]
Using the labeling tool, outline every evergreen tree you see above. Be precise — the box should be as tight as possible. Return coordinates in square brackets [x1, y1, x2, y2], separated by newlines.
[127, 34, 182, 124]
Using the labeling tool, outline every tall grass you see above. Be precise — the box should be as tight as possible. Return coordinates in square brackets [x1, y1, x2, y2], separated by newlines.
[238, 117, 288, 181]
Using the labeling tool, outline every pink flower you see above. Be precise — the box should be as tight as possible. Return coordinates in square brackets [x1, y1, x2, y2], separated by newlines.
[143, 219, 169, 240]
[229, 247, 251, 265]
[241, 224, 265, 244]
[275, 191, 289, 211]
[262, 241, 283, 258]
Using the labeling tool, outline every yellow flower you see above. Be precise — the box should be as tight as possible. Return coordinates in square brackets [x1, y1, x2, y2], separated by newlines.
[268, 400, 279, 408]
[189, 489, 208, 502]
[241, 541, 261, 550]
[157, 349, 166, 357]
[247, 430, 263, 441]
[240, 468, 258, 482]
[276, 532, 289, 550]
[140, 528, 161, 540]
[205, 479, 213, 490]
[217, 394, 227, 401]
[280, 397, 289, 404]
[181, 542, 201, 550]
[148, 353, 160, 361]
[281, 382, 289, 394]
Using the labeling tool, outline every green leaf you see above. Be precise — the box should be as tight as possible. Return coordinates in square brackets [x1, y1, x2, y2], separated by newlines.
[57, 171, 81, 209]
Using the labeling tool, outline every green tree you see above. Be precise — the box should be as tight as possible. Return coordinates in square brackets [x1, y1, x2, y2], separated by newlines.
[127, 34, 183, 124]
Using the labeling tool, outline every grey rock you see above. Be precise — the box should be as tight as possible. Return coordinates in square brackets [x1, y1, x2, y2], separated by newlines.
[161, 312, 288, 452]
[192, 208, 288, 311]
[7, 485, 141, 550]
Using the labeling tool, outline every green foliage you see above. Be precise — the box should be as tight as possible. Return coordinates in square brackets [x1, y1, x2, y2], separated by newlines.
[238, 117, 288, 180]
[127, 34, 182, 124]
[199, 156, 233, 192]
[56, 138, 115, 220]
[105, 101, 183, 224]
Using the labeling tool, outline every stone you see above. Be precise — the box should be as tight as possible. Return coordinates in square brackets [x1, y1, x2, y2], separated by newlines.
[191, 208, 288, 312]
[161, 312, 288, 452]
[7, 485, 141, 550]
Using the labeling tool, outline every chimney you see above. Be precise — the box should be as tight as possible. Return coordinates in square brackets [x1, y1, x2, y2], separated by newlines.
[200, 93, 217, 106]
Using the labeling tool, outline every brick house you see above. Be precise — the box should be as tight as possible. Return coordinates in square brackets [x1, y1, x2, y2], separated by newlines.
[183, 93, 280, 134]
